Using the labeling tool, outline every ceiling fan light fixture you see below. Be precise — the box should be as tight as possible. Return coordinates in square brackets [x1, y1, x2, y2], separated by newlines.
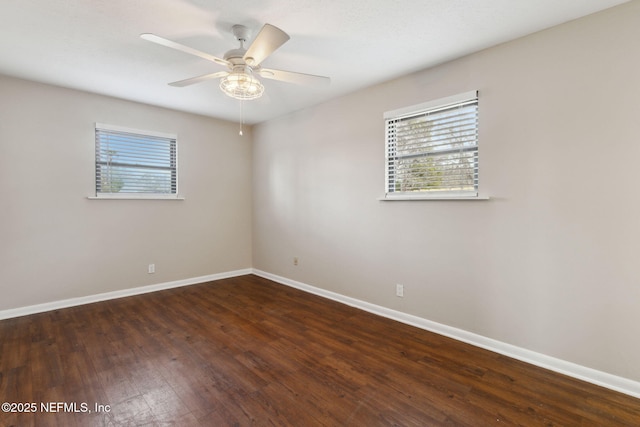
[220, 70, 264, 100]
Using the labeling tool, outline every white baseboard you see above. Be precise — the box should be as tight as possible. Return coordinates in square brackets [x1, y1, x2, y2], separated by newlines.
[0, 269, 252, 320]
[252, 269, 640, 400]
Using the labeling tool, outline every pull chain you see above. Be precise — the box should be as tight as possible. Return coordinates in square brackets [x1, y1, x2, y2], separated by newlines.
[239, 99, 244, 136]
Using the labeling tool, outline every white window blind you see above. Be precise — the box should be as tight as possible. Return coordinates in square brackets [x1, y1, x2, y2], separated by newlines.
[385, 91, 478, 198]
[95, 124, 177, 197]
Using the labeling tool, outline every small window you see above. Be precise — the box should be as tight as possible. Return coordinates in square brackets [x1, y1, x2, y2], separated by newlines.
[95, 123, 177, 198]
[384, 91, 479, 199]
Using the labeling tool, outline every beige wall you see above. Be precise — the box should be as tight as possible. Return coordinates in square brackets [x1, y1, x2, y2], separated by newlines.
[0, 75, 252, 310]
[252, 2, 640, 382]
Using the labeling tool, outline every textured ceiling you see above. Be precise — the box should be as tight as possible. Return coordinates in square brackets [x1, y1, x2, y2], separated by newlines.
[0, 0, 629, 124]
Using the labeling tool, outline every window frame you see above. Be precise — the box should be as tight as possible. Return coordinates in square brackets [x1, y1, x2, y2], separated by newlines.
[382, 90, 486, 201]
[92, 123, 180, 200]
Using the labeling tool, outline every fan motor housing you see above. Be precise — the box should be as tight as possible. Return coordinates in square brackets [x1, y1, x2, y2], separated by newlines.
[224, 48, 248, 65]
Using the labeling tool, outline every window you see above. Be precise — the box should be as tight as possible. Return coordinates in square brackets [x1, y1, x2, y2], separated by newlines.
[384, 91, 479, 199]
[95, 123, 178, 198]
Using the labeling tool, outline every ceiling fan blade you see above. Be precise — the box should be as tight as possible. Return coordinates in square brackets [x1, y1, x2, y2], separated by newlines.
[243, 24, 290, 67]
[140, 33, 230, 67]
[258, 68, 330, 86]
[168, 71, 229, 87]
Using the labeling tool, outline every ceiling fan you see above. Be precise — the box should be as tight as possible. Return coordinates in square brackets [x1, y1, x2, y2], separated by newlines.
[141, 23, 330, 101]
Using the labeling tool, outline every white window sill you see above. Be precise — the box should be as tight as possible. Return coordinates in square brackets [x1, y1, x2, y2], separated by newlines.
[379, 194, 490, 201]
[87, 194, 185, 200]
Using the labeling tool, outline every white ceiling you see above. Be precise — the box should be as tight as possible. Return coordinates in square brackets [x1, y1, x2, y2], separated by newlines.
[0, 0, 629, 124]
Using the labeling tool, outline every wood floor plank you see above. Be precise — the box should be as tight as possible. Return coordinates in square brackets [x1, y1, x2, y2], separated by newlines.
[1, 274, 639, 426]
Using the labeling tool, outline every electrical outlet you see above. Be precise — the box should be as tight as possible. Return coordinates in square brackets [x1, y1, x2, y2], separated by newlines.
[148, 263, 155, 274]
[293, 257, 299, 266]
[396, 284, 404, 297]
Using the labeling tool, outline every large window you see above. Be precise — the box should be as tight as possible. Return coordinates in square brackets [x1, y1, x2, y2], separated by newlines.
[95, 123, 177, 198]
[384, 91, 479, 199]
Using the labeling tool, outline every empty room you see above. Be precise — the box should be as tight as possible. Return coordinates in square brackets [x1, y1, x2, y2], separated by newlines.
[1, 0, 640, 425]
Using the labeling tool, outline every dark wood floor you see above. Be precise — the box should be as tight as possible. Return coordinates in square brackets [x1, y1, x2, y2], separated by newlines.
[1, 275, 639, 426]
